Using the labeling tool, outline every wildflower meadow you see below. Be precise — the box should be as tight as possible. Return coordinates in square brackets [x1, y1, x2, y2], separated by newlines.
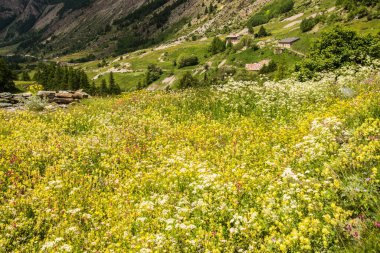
[1, 65, 380, 252]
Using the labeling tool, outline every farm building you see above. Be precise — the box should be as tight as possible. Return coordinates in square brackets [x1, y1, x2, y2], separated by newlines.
[226, 35, 242, 45]
[278, 37, 300, 48]
[245, 59, 271, 71]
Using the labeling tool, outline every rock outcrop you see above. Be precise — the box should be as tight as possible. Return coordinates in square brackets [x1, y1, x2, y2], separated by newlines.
[0, 90, 90, 109]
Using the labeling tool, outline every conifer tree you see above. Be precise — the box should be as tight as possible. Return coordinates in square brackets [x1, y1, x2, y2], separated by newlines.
[100, 79, 108, 95]
[0, 59, 17, 92]
[108, 72, 121, 95]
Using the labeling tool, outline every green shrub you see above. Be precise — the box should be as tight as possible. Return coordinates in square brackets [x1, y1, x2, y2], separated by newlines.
[209, 37, 226, 55]
[259, 61, 278, 74]
[234, 35, 255, 50]
[300, 17, 319, 33]
[297, 26, 380, 80]
[23, 95, 48, 112]
[177, 55, 199, 68]
[144, 64, 163, 87]
[256, 26, 270, 38]
[248, 0, 294, 27]
[178, 71, 199, 89]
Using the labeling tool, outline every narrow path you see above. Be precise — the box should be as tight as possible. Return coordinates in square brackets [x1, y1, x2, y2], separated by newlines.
[286, 48, 306, 58]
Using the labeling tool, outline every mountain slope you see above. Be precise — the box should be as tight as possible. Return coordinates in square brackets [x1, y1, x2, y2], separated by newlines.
[0, 0, 148, 55]
[0, 0, 262, 57]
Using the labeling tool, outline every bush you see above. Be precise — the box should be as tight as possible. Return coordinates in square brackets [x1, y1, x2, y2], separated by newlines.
[108, 72, 121, 95]
[297, 26, 380, 79]
[209, 37, 226, 55]
[300, 17, 319, 33]
[178, 71, 199, 89]
[234, 35, 255, 50]
[248, 0, 294, 27]
[217, 66, 236, 80]
[145, 64, 163, 87]
[256, 26, 270, 38]
[259, 61, 278, 74]
[23, 95, 48, 112]
[177, 55, 199, 68]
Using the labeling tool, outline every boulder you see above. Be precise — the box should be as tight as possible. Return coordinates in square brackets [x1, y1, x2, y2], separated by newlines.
[21, 93, 32, 98]
[0, 92, 13, 99]
[52, 98, 74, 104]
[72, 92, 84, 99]
[38, 91, 56, 99]
[0, 103, 13, 108]
[56, 92, 74, 98]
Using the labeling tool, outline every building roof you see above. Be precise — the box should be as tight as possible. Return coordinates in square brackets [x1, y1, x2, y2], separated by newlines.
[245, 59, 271, 71]
[278, 37, 300, 44]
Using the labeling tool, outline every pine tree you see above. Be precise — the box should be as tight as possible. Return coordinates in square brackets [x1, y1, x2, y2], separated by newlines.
[257, 26, 269, 38]
[210, 37, 226, 55]
[100, 79, 108, 95]
[79, 71, 90, 90]
[108, 72, 121, 95]
[89, 81, 98, 95]
[0, 59, 17, 92]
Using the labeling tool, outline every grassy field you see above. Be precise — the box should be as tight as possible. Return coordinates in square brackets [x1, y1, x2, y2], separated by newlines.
[1, 65, 379, 252]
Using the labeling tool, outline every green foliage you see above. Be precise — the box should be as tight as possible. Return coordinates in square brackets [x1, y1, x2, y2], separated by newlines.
[177, 55, 199, 68]
[178, 71, 199, 89]
[21, 71, 31, 81]
[100, 79, 108, 94]
[108, 72, 121, 95]
[0, 59, 17, 92]
[336, 0, 380, 11]
[23, 95, 48, 112]
[259, 61, 278, 74]
[69, 54, 96, 64]
[297, 27, 380, 80]
[248, 0, 294, 27]
[256, 26, 270, 38]
[234, 35, 255, 50]
[336, 0, 380, 20]
[33, 63, 90, 92]
[116, 32, 146, 54]
[300, 16, 321, 33]
[144, 64, 163, 88]
[209, 37, 226, 55]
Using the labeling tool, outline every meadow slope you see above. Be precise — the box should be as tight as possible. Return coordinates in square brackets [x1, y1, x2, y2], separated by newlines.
[1, 65, 380, 252]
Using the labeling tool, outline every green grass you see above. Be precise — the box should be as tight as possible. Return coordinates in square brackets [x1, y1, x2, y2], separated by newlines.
[93, 71, 146, 91]
[14, 81, 38, 92]
[229, 47, 302, 68]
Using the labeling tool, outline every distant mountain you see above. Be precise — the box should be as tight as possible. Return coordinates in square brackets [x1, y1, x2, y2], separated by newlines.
[0, 0, 260, 57]
[0, 0, 149, 56]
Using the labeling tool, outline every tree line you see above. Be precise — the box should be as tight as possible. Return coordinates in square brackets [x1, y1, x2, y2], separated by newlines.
[0, 59, 17, 92]
[34, 63, 121, 95]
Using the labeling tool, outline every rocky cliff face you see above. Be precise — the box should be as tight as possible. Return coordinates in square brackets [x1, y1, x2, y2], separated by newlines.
[0, 0, 258, 56]
[0, 0, 146, 54]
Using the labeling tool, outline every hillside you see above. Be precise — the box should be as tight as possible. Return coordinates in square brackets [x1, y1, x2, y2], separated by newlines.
[0, 0, 262, 57]
[1, 0, 380, 252]
[52, 0, 377, 92]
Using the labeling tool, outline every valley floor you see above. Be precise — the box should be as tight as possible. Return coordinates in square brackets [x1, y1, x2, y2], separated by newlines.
[1, 66, 380, 252]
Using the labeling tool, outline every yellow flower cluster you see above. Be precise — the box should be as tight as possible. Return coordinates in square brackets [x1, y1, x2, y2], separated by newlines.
[0, 66, 379, 252]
